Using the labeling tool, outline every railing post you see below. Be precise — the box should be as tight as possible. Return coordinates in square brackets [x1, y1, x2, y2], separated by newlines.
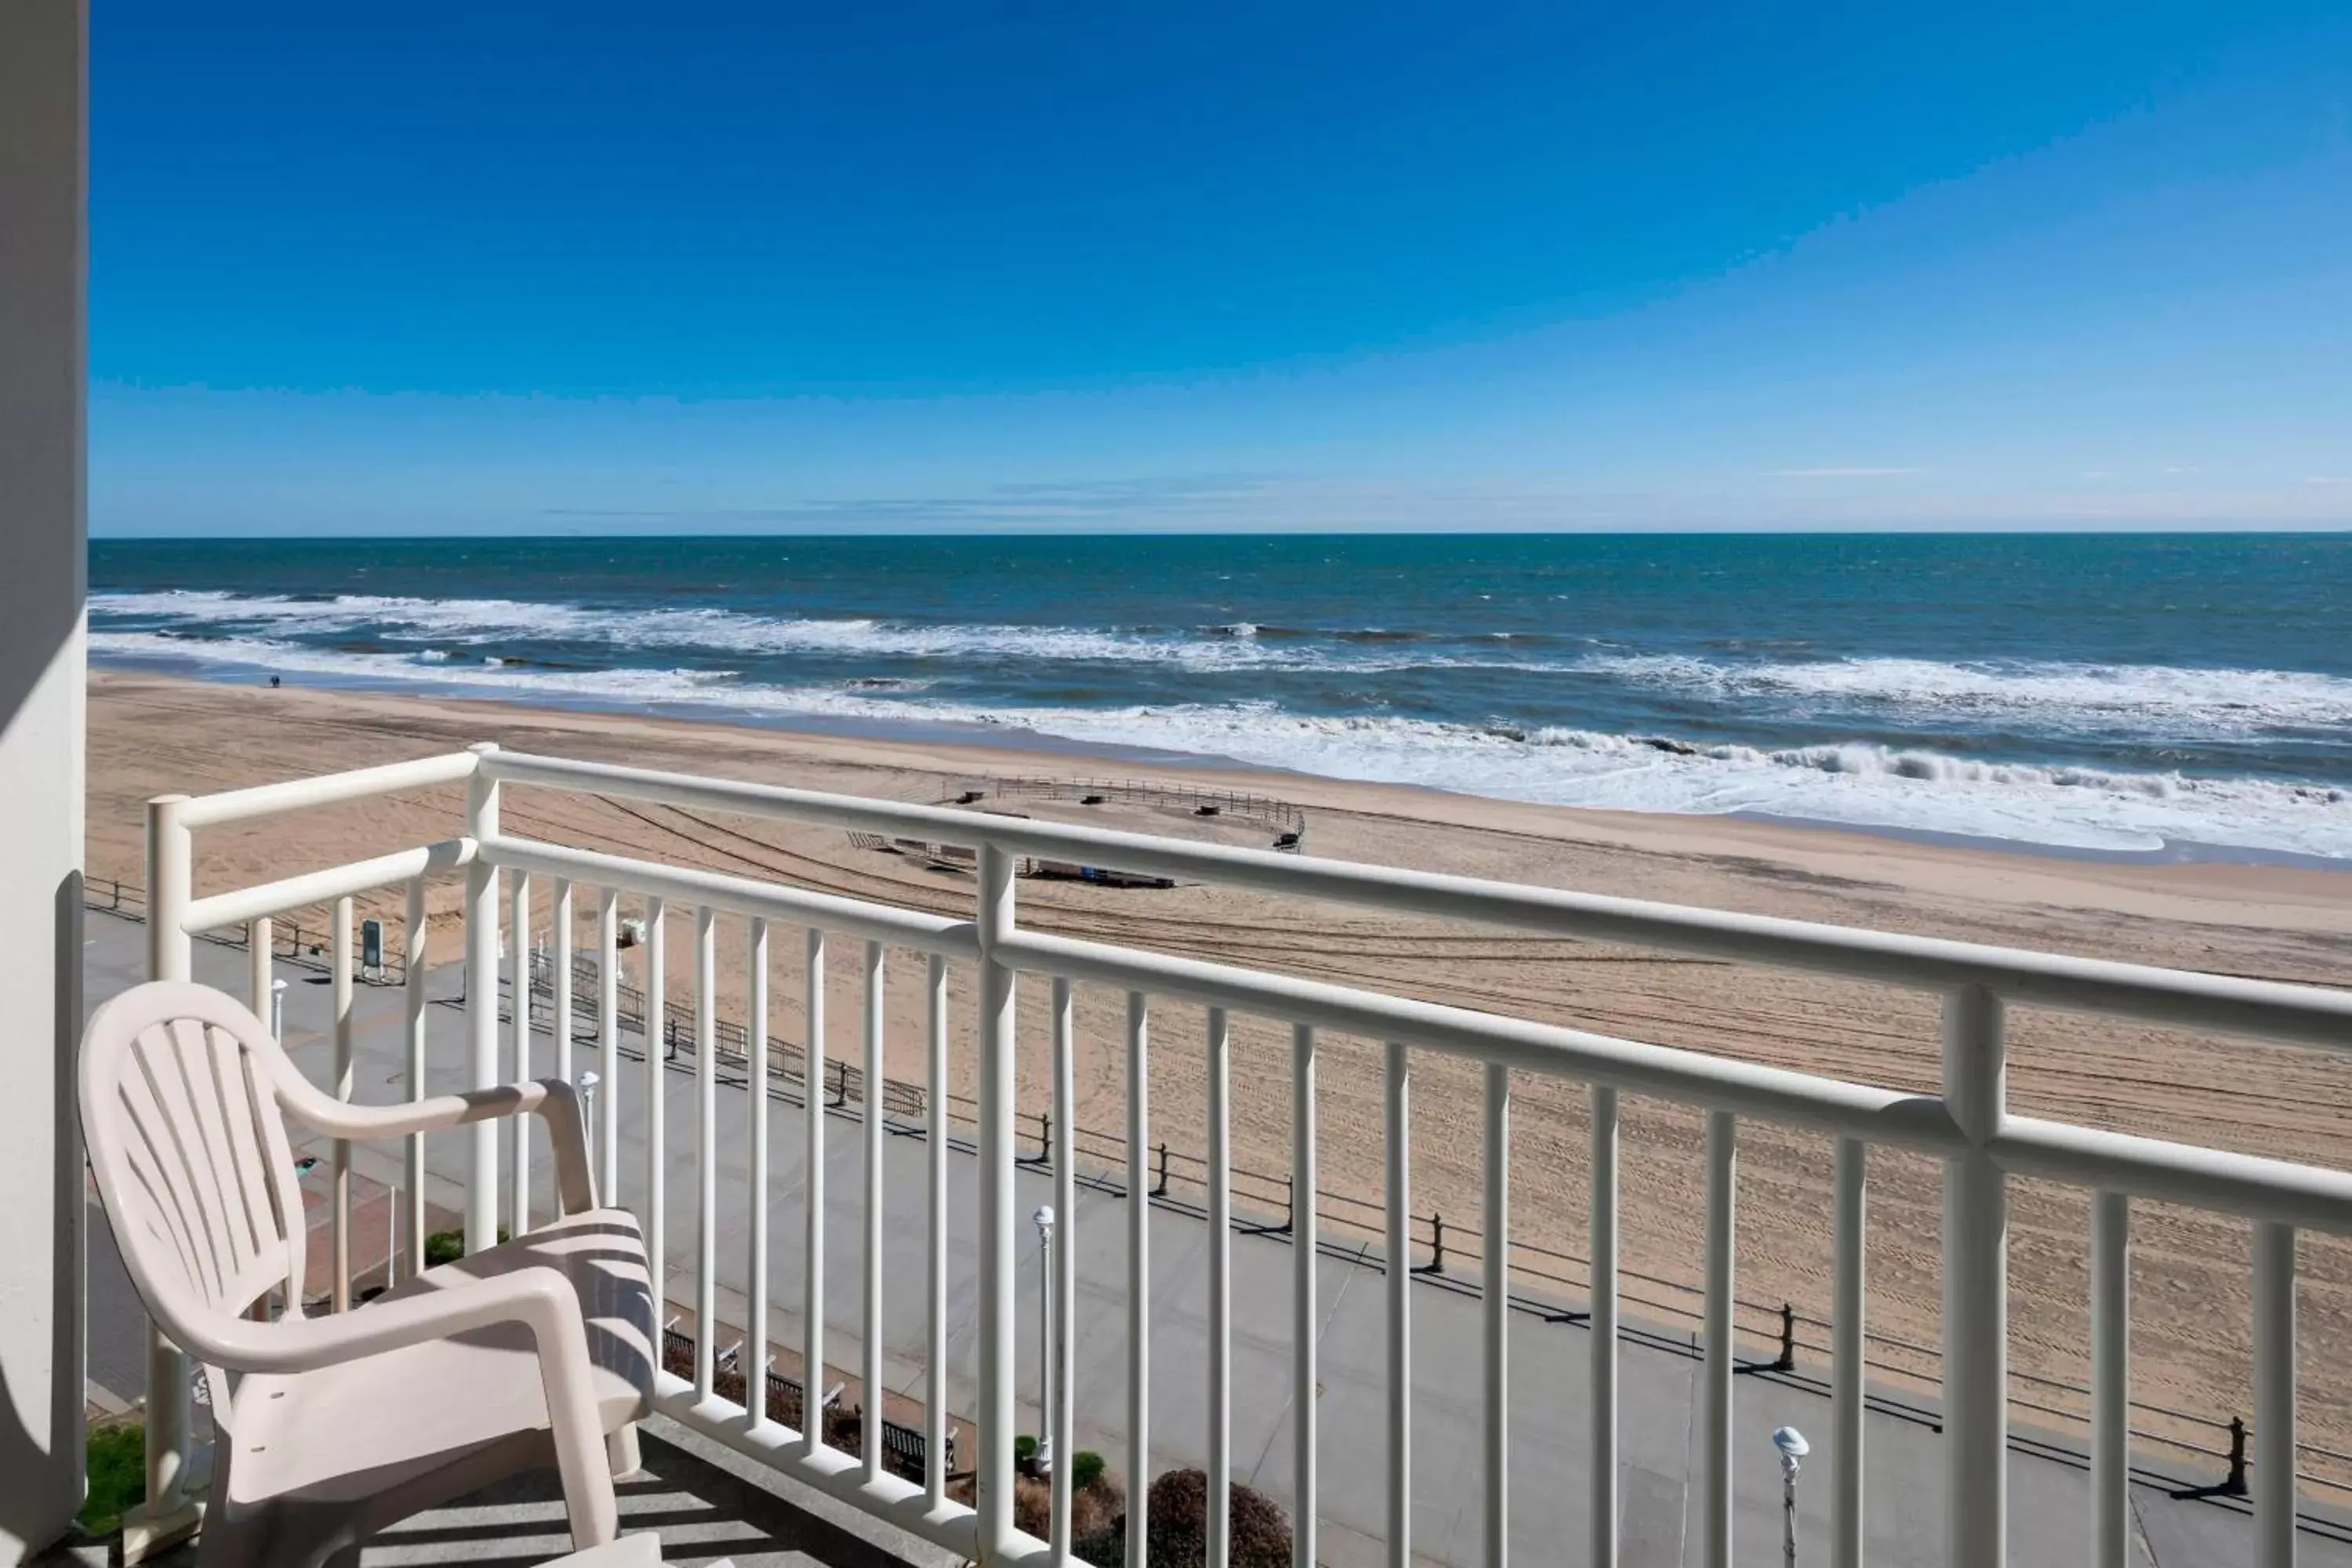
[332, 895, 354, 1310]
[2253, 1221, 2298, 1568]
[975, 842, 1019, 1561]
[865, 939, 891, 1490]
[553, 879, 575, 1160]
[1832, 1138, 1866, 1568]
[1206, 1006, 1231, 1566]
[646, 900, 668, 1367]
[1292, 1022, 1316, 1568]
[597, 887, 620, 1202]
[927, 953, 953, 1509]
[1941, 984, 2007, 1568]
[1590, 1084, 1620, 1568]
[1702, 1109, 1736, 1568]
[1385, 1040, 1412, 1568]
[463, 742, 502, 1254]
[1482, 1062, 1510, 1568]
[2090, 1191, 2129, 1568]
[509, 874, 532, 1240]
[695, 906, 719, 1404]
[800, 922, 822, 1457]
[404, 876, 429, 1274]
[126, 794, 200, 1562]
[749, 918, 773, 1434]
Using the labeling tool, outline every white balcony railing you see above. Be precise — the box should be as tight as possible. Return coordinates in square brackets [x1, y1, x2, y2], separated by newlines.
[134, 744, 2352, 1567]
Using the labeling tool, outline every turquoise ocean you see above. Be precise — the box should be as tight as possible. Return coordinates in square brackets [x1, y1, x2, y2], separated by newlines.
[89, 533, 2352, 863]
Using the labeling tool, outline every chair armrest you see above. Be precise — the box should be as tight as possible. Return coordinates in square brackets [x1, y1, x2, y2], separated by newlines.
[186, 1263, 587, 1376]
[193, 1264, 622, 1545]
[273, 1071, 599, 1214]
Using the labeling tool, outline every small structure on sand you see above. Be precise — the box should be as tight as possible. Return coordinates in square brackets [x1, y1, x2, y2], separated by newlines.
[847, 775, 1307, 885]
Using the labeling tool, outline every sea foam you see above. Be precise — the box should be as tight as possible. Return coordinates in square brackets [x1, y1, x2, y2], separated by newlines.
[89, 625, 2352, 860]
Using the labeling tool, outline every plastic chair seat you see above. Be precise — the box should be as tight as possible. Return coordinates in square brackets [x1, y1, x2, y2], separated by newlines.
[223, 1209, 655, 1513]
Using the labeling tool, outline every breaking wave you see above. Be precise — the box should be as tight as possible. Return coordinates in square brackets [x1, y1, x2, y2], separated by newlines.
[88, 624, 2352, 859]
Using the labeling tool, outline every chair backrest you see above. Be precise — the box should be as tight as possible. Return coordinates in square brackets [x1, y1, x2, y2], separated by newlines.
[80, 981, 311, 1371]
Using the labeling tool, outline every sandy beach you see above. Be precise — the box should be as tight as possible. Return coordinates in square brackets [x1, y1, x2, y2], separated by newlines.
[86, 669, 2352, 1479]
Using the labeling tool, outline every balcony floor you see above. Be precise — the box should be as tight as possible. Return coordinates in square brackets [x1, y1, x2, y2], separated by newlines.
[85, 1414, 953, 1568]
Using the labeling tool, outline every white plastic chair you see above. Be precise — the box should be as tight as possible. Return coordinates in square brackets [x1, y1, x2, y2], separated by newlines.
[80, 979, 655, 1566]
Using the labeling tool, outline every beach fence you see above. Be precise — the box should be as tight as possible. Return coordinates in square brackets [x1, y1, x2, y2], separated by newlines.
[117, 747, 2352, 1568]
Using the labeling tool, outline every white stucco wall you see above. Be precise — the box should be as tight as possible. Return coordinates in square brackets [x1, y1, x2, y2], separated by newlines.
[0, 0, 89, 1556]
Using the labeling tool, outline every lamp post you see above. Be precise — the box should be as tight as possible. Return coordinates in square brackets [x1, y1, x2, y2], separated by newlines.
[579, 1071, 601, 1178]
[1773, 1425, 1809, 1568]
[1034, 1203, 1056, 1476]
[269, 977, 287, 1041]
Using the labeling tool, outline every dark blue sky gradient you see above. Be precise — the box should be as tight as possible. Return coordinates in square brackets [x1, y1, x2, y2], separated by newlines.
[92, 2, 2352, 532]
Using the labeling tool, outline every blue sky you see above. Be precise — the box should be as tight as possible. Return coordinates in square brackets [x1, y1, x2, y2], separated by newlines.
[94, 2, 2352, 535]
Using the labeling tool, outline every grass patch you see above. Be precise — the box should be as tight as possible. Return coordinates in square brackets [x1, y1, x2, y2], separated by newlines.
[423, 1225, 506, 1268]
[80, 1420, 145, 1537]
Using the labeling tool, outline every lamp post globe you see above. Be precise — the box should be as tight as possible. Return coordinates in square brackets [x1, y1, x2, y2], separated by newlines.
[1771, 1426, 1809, 1568]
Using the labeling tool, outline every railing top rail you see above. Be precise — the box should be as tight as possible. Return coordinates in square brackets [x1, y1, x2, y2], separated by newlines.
[481, 748, 2352, 1050]
[1995, 1116, 2352, 1236]
[168, 750, 481, 829]
[179, 838, 475, 933]
[1000, 926, 1968, 1153]
[480, 833, 979, 958]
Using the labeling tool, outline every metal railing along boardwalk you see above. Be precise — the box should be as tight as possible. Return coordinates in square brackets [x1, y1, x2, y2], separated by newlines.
[134, 745, 2352, 1568]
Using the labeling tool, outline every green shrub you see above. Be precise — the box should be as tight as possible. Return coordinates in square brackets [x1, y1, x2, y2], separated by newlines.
[423, 1226, 507, 1267]
[1144, 1468, 1290, 1566]
[80, 1421, 145, 1537]
[1071, 1449, 1107, 1490]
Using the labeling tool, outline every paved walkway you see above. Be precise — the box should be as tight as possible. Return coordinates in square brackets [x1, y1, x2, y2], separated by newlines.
[85, 910, 2352, 1566]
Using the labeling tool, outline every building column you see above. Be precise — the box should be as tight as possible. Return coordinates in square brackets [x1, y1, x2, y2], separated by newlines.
[0, 0, 90, 1559]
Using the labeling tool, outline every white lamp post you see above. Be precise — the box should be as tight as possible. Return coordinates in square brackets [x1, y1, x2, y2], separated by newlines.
[579, 1071, 601, 1175]
[1773, 1425, 1809, 1568]
[1034, 1203, 1056, 1475]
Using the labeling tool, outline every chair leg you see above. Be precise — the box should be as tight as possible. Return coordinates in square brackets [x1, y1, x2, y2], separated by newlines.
[549, 1405, 621, 1549]
[606, 1421, 642, 1480]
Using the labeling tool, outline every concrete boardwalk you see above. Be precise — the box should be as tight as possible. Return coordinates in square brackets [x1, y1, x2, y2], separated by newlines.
[86, 910, 2352, 1566]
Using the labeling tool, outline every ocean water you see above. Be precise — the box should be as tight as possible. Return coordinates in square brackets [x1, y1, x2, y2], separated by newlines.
[89, 534, 2352, 862]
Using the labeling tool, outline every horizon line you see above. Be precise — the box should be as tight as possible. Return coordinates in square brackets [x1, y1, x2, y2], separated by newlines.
[86, 523, 2352, 543]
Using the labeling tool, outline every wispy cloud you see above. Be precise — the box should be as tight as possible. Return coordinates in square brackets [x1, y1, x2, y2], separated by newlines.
[1770, 466, 1920, 477]
[2304, 475, 2352, 486]
[542, 473, 1287, 530]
